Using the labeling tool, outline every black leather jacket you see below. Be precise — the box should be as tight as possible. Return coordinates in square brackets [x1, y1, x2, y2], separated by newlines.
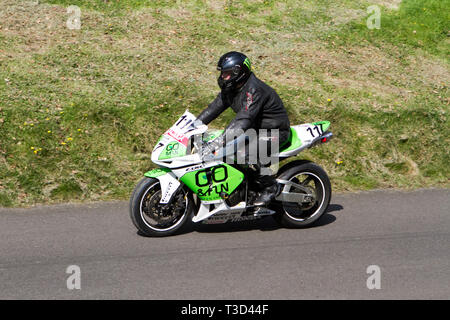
[197, 73, 291, 146]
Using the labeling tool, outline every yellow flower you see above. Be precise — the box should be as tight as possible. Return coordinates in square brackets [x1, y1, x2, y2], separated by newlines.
[327, 98, 332, 102]
[336, 160, 343, 165]
[30, 123, 34, 127]
[24, 122, 27, 126]
[67, 137, 73, 141]
[31, 147, 35, 150]
[45, 118, 50, 121]
[77, 128, 82, 132]
[60, 111, 64, 114]
[47, 130, 52, 133]
[61, 142, 66, 145]
[34, 150, 38, 154]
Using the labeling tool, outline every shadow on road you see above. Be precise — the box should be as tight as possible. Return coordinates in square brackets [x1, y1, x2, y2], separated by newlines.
[189, 203, 343, 234]
[326, 204, 344, 214]
[137, 203, 343, 237]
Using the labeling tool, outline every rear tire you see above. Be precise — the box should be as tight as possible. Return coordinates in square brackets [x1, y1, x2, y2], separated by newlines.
[129, 177, 194, 237]
[272, 162, 331, 228]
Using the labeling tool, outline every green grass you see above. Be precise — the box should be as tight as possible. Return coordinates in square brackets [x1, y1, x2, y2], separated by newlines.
[0, 0, 448, 207]
[328, 0, 450, 58]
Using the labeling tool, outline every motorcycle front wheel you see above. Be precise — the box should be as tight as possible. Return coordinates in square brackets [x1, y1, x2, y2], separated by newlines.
[129, 177, 194, 237]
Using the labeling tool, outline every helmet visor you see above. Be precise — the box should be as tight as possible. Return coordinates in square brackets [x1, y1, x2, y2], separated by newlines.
[219, 65, 241, 81]
[220, 69, 234, 81]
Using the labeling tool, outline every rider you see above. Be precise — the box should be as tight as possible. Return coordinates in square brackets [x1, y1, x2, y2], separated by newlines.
[197, 51, 291, 206]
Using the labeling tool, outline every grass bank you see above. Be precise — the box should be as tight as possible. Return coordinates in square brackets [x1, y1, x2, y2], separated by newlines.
[0, 0, 448, 207]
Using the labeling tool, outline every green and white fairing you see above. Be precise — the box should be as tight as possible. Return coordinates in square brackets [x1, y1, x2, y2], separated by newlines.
[145, 110, 332, 223]
[278, 121, 331, 157]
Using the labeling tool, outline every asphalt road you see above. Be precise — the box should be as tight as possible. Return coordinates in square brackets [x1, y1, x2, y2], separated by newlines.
[0, 188, 449, 300]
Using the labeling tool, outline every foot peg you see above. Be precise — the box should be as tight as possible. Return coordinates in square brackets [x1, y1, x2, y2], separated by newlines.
[252, 183, 281, 207]
[243, 206, 275, 217]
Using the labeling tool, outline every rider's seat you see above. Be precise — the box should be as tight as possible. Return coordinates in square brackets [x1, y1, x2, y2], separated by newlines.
[279, 127, 301, 153]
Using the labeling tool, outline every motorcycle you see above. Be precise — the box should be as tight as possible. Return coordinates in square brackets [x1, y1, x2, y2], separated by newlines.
[130, 110, 333, 237]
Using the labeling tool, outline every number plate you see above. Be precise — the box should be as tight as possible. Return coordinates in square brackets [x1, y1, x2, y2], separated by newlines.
[297, 123, 324, 143]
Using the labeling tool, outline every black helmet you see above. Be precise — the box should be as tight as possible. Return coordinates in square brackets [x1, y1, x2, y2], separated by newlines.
[217, 51, 252, 93]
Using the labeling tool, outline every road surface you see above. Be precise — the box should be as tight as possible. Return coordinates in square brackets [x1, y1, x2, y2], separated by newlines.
[0, 188, 448, 299]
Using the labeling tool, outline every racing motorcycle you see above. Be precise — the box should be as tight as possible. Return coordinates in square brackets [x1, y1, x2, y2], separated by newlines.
[130, 110, 333, 237]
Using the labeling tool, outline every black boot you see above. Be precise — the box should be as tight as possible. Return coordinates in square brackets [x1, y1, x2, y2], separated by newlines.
[253, 175, 280, 207]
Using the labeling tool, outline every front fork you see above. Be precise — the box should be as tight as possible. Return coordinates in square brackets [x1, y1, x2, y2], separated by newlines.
[144, 169, 181, 205]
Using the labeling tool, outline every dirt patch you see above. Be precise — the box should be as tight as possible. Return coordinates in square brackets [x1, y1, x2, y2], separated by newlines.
[163, 7, 193, 20]
[0, 0, 110, 55]
[207, 0, 225, 11]
[410, 53, 450, 86]
[289, 41, 449, 105]
[330, 8, 365, 26]
[370, 0, 402, 10]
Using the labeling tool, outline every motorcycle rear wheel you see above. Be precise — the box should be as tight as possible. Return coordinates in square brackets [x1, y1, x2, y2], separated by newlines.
[272, 162, 331, 228]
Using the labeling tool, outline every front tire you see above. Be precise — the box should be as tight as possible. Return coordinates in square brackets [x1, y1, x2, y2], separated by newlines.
[129, 177, 194, 237]
[272, 162, 331, 228]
